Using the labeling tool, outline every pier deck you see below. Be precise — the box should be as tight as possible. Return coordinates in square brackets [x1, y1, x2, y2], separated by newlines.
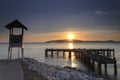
[45, 48, 117, 75]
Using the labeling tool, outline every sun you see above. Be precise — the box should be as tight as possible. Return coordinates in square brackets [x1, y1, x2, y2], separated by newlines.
[68, 34, 74, 41]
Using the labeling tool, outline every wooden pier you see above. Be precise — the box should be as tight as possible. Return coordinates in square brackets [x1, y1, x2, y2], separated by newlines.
[45, 48, 117, 75]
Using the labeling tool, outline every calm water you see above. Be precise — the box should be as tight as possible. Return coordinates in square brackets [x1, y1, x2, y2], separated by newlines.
[0, 42, 120, 80]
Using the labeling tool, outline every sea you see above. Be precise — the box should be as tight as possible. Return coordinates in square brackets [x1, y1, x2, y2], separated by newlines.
[0, 42, 120, 80]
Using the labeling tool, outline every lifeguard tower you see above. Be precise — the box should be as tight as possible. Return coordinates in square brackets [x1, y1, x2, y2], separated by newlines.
[5, 20, 28, 60]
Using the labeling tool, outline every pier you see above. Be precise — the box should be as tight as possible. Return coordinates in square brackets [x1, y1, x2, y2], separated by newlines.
[45, 48, 117, 75]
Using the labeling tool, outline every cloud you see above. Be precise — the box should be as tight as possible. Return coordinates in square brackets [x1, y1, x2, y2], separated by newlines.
[95, 10, 113, 15]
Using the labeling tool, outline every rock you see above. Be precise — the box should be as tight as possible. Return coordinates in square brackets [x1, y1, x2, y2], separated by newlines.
[70, 71, 85, 80]
[15, 58, 105, 80]
[56, 71, 70, 80]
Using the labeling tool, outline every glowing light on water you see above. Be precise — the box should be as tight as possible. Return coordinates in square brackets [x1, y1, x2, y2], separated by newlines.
[68, 43, 74, 49]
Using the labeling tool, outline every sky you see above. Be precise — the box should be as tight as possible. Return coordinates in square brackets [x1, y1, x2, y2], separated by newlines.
[0, 0, 120, 42]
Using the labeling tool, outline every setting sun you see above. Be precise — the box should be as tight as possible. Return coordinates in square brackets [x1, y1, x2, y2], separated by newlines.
[68, 34, 74, 41]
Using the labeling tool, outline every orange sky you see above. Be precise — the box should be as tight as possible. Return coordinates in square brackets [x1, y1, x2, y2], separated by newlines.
[23, 30, 120, 42]
[0, 30, 120, 43]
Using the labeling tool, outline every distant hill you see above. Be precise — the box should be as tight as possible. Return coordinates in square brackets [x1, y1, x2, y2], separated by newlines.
[45, 39, 83, 43]
[45, 39, 119, 43]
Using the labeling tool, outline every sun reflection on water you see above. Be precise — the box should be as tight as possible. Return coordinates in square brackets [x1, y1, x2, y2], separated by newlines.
[68, 43, 78, 68]
[71, 52, 78, 68]
[68, 43, 74, 49]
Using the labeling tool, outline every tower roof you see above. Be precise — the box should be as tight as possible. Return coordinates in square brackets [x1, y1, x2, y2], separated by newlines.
[5, 20, 28, 30]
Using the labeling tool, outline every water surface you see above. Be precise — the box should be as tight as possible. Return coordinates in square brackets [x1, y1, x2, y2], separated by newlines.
[0, 42, 120, 80]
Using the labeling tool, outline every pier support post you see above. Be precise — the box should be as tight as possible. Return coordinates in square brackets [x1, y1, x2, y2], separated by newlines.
[63, 51, 65, 57]
[51, 50, 53, 57]
[57, 51, 59, 57]
[78, 53, 80, 59]
[114, 57, 117, 75]
[104, 63, 107, 74]
[69, 51, 71, 58]
[79, 53, 81, 59]
[81, 54, 83, 60]
[45, 49, 48, 57]
[113, 49, 115, 57]
[92, 60, 95, 71]
[98, 63, 101, 75]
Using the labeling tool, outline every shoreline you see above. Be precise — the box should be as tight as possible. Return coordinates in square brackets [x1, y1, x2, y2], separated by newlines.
[1, 58, 105, 80]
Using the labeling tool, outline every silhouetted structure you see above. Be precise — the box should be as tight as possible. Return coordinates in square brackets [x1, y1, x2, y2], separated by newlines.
[45, 48, 117, 75]
[5, 20, 28, 60]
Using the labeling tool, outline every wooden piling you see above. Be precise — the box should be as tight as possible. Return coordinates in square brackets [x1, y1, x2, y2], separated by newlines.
[114, 57, 117, 75]
[63, 51, 65, 57]
[113, 49, 115, 57]
[98, 63, 101, 75]
[69, 51, 71, 58]
[92, 60, 95, 70]
[51, 50, 53, 57]
[45, 49, 48, 57]
[57, 51, 59, 57]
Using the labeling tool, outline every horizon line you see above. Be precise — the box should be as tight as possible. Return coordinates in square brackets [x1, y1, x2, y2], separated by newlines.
[0, 40, 120, 44]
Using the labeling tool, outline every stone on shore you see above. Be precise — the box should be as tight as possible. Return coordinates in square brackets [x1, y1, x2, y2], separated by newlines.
[17, 58, 104, 80]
